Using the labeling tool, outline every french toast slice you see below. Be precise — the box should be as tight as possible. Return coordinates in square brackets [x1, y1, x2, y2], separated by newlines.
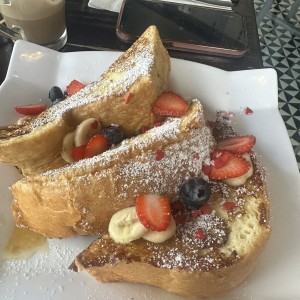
[11, 100, 215, 238]
[70, 119, 271, 299]
[0, 25, 170, 176]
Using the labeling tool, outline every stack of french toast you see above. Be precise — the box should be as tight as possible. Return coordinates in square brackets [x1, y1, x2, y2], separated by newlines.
[0, 26, 271, 298]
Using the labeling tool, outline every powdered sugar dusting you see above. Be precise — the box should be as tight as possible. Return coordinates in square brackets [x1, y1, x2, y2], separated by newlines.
[74, 116, 269, 278]
[180, 211, 227, 249]
[55, 124, 213, 234]
[42, 104, 211, 180]
[0, 240, 80, 278]
[13, 100, 215, 238]
[111, 126, 213, 196]
[0, 237, 116, 300]
[30, 44, 154, 129]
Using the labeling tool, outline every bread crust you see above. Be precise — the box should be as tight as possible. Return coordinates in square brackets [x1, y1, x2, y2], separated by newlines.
[73, 235, 267, 298]
[0, 26, 170, 175]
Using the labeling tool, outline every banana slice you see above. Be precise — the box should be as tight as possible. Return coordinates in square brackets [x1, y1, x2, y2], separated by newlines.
[17, 116, 33, 125]
[61, 131, 76, 163]
[142, 216, 176, 243]
[224, 153, 253, 187]
[74, 118, 101, 147]
[109, 207, 148, 244]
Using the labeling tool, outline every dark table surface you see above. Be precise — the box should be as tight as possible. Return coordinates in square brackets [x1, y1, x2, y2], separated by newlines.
[0, 0, 262, 84]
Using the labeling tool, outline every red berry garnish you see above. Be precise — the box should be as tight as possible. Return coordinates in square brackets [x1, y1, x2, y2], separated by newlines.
[191, 210, 201, 217]
[155, 149, 164, 161]
[245, 107, 253, 115]
[194, 228, 206, 239]
[198, 204, 212, 215]
[193, 153, 200, 160]
[222, 201, 236, 211]
[191, 204, 212, 217]
[124, 91, 133, 104]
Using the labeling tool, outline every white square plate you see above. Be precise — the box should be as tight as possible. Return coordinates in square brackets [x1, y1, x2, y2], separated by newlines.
[0, 40, 299, 300]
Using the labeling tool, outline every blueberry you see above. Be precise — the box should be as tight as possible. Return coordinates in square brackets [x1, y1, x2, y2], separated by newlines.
[102, 125, 124, 146]
[179, 178, 211, 211]
[49, 86, 64, 103]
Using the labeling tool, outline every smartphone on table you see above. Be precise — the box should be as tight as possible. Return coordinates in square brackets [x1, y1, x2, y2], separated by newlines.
[116, 0, 248, 57]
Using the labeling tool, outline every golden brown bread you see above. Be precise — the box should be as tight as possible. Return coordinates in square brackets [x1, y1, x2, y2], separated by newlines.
[70, 120, 271, 298]
[4, 25, 271, 298]
[0, 25, 170, 176]
[11, 100, 215, 238]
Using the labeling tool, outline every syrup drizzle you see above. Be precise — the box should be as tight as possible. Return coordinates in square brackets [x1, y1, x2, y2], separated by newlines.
[3, 226, 48, 260]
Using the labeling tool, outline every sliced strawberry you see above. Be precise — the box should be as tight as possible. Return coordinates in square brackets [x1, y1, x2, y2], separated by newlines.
[210, 149, 230, 169]
[206, 152, 251, 180]
[71, 145, 87, 161]
[216, 135, 256, 154]
[85, 134, 109, 158]
[152, 91, 189, 117]
[15, 104, 47, 115]
[136, 194, 171, 231]
[66, 79, 85, 96]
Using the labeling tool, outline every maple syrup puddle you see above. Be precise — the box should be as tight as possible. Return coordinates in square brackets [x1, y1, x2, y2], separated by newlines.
[3, 226, 48, 259]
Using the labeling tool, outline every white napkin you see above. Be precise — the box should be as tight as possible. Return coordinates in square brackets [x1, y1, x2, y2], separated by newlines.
[88, 0, 232, 13]
[88, 0, 123, 13]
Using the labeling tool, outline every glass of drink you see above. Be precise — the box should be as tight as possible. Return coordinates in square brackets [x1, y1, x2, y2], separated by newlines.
[0, 0, 67, 50]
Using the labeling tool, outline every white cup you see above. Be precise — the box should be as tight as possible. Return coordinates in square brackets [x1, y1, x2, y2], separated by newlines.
[0, 0, 67, 50]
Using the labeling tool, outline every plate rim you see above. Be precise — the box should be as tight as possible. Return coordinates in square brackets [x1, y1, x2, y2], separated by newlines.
[0, 39, 299, 300]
